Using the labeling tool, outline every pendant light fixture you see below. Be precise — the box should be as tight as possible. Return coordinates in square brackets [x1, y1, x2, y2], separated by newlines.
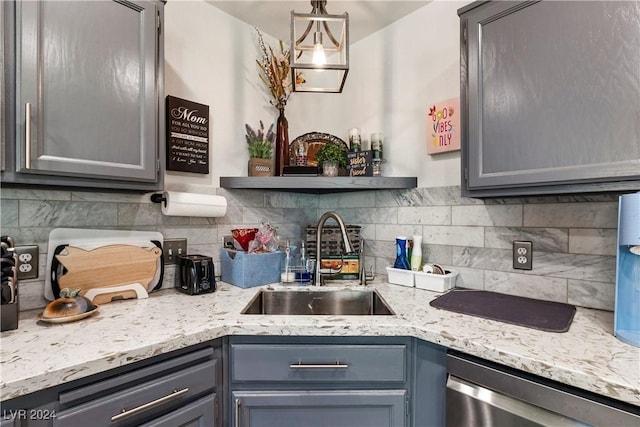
[290, 0, 349, 93]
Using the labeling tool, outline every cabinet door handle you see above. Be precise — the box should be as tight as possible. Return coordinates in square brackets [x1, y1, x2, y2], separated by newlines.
[110, 387, 189, 422]
[289, 362, 349, 369]
[234, 398, 241, 427]
[24, 102, 31, 169]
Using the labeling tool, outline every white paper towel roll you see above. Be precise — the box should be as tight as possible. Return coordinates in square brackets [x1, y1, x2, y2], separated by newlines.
[161, 191, 227, 217]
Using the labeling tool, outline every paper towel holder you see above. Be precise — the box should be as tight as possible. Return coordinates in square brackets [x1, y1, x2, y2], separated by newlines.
[150, 193, 167, 207]
[151, 191, 228, 217]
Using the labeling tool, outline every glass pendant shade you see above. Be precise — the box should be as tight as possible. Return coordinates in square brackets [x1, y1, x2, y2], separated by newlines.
[290, 2, 349, 93]
[312, 32, 327, 65]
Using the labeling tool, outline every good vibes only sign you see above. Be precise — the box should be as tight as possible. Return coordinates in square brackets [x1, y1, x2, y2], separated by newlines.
[427, 97, 460, 155]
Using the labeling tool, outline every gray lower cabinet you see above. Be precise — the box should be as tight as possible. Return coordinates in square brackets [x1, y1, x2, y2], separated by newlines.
[138, 394, 217, 427]
[459, 1, 640, 197]
[53, 350, 217, 426]
[0, 418, 16, 427]
[2, 0, 164, 191]
[232, 390, 406, 427]
[1, 344, 221, 427]
[227, 336, 447, 427]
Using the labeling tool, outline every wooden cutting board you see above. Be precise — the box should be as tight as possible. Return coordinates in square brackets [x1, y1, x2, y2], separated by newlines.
[55, 245, 162, 291]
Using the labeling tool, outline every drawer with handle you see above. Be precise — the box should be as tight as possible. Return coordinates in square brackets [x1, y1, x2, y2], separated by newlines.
[54, 348, 217, 426]
[231, 344, 407, 383]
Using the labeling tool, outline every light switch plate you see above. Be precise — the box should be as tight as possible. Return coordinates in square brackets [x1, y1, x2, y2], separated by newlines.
[163, 238, 187, 265]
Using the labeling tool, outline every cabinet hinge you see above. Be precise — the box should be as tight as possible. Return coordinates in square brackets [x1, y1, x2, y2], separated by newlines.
[463, 26, 467, 43]
[156, 11, 161, 33]
[464, 167, 469, 180]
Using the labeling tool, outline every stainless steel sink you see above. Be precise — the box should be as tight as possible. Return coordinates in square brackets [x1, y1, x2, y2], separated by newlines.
[241, 289, 395, 316]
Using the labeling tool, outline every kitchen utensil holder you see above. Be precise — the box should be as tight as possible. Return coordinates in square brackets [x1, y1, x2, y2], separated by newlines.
[386, 266, 458, 292]
[1, 302, 18, 332]
[221, 248, 285, 288]
[386, 266, 414, 287]
[1, 236, 19, 331]
[415, 270, 458, 292]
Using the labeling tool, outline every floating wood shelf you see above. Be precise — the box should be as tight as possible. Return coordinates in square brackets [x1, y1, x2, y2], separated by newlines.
[219, 176, 417, 194]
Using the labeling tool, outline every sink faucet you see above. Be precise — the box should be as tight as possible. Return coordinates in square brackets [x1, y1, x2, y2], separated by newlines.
[314, 211, 354, 286]
[359, 238, 368, 286]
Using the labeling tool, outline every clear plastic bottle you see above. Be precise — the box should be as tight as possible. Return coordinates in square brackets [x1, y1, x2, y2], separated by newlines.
[411, 235, 423, 271]
[281, 240, 294, 283]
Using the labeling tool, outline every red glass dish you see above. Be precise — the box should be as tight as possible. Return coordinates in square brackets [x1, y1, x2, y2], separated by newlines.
[232, 228, 258, 252]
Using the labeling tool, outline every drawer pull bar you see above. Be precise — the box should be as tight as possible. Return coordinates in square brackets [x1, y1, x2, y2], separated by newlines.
[289, 362, 349, 369]
[110, 387, 189, 422]
[235, 398, 241, 427]
[24, 102, 31, 169]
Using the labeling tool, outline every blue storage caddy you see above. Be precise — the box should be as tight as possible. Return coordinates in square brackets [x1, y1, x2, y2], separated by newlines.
[220, 248, 284, 288]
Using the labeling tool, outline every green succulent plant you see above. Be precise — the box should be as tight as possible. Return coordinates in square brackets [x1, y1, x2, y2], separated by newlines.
[245, 121, 275, 159]
[315, 143, 347, 169]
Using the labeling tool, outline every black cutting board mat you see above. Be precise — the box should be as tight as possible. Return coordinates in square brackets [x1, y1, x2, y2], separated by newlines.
[430, 289, 576, 333]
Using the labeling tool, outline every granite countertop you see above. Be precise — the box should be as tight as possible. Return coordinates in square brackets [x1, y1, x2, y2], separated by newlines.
[1, 281, 639, 407]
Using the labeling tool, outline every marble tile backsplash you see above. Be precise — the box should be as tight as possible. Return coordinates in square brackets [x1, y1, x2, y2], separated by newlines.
[0, 186, 621, 312]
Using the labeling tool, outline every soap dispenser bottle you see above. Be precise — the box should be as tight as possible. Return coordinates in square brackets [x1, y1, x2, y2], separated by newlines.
[394, 236, 411, 270]
[411, 235, 423, 271]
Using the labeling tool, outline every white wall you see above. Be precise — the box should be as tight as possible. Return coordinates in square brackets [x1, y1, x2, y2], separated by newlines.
[288, 0, 466, 187]
[164, 0, 276, 188]
[164, 0, 466, 189]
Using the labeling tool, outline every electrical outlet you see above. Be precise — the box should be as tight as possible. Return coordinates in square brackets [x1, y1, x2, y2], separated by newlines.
[513, 241, 533, 270]
[14, 245, 39, 279]
[163, 238, 187, 265]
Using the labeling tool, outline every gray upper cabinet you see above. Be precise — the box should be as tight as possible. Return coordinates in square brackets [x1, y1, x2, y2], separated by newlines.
[0, 2, 5, 174]
[3, 0, 163, 191]
[459, 1, 640, 197]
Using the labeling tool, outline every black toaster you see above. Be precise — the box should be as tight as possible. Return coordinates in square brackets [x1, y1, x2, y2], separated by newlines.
[176, 254, 216, 295]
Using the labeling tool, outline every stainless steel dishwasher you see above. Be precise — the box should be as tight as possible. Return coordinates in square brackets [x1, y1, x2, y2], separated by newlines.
[446, 352, 640, 427]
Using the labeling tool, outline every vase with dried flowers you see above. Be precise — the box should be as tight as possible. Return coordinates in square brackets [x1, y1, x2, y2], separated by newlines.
[245, 121, 275, 176]
[255, 27, 302, 176]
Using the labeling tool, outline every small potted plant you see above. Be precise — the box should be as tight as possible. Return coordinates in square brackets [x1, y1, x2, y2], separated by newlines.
[246, 121, 275, 176]
[315, 144, 347, 177]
